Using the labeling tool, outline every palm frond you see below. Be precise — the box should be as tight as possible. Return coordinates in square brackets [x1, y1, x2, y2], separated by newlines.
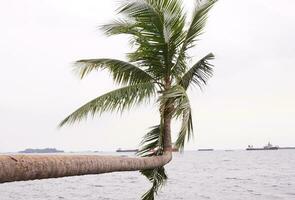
[179, 53, 214, 90]
[59, 82, 156, 127]
[150, 0, 186, 65]
[117, 0, 167, 77]
[141, 166, 168, 200]
[172, 0, 217, 76]
[137, 124, 167, 200]
[137, 125, 163, 157]
[183, 0, 217, 49]
[102, 18, 165, 74]
[160, 85, 193, 150]
[101, 19, 137, 36]
[74, 59, 154, 85]
[118, 0, 163, 29]
[174, 104, 193, 150]
[110, 0, 187, 78]
[118, 0, 164, 42]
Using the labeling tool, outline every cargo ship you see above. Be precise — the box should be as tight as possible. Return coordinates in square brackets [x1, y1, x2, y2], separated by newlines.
[246, 142, 279, 151]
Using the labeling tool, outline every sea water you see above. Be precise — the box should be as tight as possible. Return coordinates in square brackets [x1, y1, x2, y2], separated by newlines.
[0, 150, 294, 200]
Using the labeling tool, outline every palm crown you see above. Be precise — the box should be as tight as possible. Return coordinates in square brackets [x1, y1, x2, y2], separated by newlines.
[60, 0, 216, 199]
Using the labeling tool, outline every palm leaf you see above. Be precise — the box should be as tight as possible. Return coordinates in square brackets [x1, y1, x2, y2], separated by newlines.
[117, 0, 164, 44]
[118, 0, 163, 30]
[141, 166, 168, 200]
[172, 0, 217, 76]
[74, 59, 154, 85]
[174, 105, 193, 150]
[137, 124, 167, 200]
[101, 19, 137, 36]
[113, 0, 187, 78]
[137, 125, 163, 157]
[183, 0, 217, 49]
[118, 0, 167, 77]
[59, 82, 156, 127]
[160, 85, 193, 150]
[150, 0, 186, 67]
[179, 53, 214, 90]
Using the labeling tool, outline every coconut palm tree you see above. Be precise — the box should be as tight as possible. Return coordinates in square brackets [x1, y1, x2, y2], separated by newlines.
[0, 0, 216, 199]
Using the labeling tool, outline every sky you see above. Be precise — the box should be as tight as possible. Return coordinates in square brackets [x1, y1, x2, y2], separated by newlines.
[0, 0, 294, 152]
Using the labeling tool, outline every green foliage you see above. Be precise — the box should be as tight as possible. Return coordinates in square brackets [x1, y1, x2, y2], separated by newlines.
[75, 59, 154, 85]
[60, 0, 217, 199]
[141, 167, 168, 200]
[160, 85, 193, 150]
[179, 53, 214, 90]
[172, 0, 217, 76]
[137, 125, 168, 200]
[137, 125, 164, 157]
[59, 83, 156, 127]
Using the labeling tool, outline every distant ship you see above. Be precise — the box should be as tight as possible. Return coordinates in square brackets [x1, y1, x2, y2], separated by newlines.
[198, 148, 214, 151]
[116, 148, 138, 153]
[246, 142, 279, 151]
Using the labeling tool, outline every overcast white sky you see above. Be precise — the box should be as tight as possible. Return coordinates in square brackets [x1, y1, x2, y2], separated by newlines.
[0, 0, 294, 152]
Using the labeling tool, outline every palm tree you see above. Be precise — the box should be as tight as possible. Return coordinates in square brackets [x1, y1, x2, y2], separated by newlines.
[0, 0, 216, 199]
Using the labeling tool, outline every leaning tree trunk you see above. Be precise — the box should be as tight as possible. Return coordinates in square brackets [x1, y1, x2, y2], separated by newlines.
[0, 116, 172, 183]
[0, 151, 172, 183]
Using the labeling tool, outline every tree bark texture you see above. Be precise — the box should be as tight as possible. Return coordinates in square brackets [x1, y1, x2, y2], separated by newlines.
[0, 152, 172, 183]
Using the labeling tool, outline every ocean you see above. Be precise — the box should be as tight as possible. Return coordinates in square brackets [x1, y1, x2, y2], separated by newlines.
[0, 150, 294, 200]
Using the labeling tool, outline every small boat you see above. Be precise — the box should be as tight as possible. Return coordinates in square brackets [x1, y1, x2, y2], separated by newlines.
[116, 148, 138, 153]
[246, 142, 279, 151]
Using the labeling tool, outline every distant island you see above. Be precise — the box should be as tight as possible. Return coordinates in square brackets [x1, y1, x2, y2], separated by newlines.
[19, 148, 64, 153]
